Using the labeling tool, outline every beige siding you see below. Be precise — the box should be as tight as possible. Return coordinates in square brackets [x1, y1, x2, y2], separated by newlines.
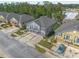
[56, 31, 79, 44]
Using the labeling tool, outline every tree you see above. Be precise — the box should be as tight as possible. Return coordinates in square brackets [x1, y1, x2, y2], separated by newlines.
[43, 1, 54, 17]
[0, 1, 65, 20]
[53, 3, 65, 24]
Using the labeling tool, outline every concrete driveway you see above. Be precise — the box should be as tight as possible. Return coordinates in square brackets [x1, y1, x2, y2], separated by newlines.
[15, 32, 43, 47]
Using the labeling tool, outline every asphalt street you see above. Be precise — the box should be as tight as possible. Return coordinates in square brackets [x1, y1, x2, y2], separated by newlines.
[0, 31, 46, 58]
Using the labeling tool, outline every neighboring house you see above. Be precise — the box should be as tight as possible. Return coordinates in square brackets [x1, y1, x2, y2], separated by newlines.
[26, 16, 56, 36]
[75, 14, 79, 20]
[7, 13, 34, 27]
[7, 13, 20, 27]
[0, 12, 34, 27]
[0, 12, 8, 23]
[55, 20, 79, 45]
[63, 11, 78, 23]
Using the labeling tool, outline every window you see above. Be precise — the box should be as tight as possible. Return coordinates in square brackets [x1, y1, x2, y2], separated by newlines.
[58, 33, 62, 36]
[64, 35, 70, 40]
[76, 38, 79, 43]
[30, 25, 33, 29]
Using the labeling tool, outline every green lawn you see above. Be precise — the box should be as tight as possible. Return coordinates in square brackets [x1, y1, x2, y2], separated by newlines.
[38, 40, 53, 49]
[53, 23, 60, 30]
[35, 45, 46, 53]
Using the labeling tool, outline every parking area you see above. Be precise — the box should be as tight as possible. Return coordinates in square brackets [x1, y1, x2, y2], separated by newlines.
[15, 32, 43, 47]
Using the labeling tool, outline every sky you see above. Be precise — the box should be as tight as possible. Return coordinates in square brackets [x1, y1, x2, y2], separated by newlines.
[0, 0, 79, 4]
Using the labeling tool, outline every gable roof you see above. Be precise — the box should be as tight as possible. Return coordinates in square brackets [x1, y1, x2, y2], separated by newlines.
[55, 20, 79, 34]
[20, 14, 34, 24]
[0, 12, 9, 19]
[34, 16, 56, 30]
[0, 12, 34, 25]
[7, 13, 20, 21]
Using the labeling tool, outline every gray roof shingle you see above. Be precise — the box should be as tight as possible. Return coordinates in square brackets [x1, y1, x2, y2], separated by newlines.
[0, 12, 9, 19]
[0, 12, 34, 25]
[7, 13, 20, 21]
[55, 20, 79, 34]
[34, 16, 56, 30]
[20, 14, 34, 24]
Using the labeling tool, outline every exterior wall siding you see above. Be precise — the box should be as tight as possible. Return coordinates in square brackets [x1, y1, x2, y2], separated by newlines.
[26, 21, 46, 36]
[10, 18, 19, 27]
[56, 31, 79, 45]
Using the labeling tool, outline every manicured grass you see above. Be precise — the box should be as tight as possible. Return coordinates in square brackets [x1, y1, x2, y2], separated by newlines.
[38, 40, 53, 49]
[35, 45, 46, 53]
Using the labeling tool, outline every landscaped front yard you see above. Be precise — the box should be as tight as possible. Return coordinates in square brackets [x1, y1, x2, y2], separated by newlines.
[53, 22, 60, 30]
[15, 30, 25, 35]
[35, 34, 57, 53]
[38, 40, 54, 49]
[1, 22, 12, 28]
[11, 27, 27, 37]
